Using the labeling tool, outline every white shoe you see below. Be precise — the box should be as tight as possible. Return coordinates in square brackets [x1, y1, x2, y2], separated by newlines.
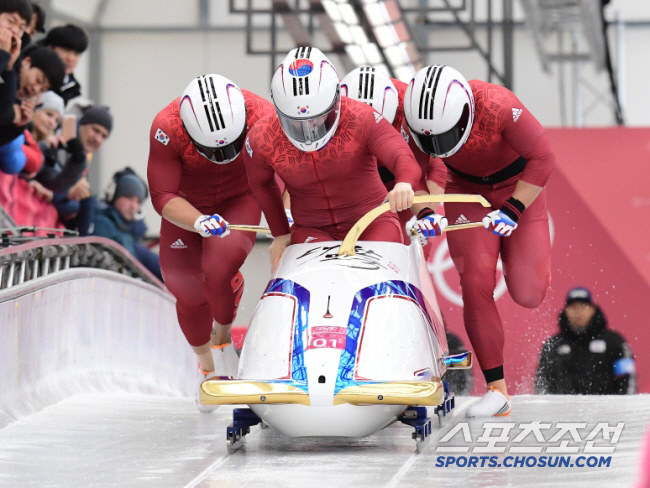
[465, 387, 511, 418]
[211, 342, 239, 378]
[196, 369, 218, 413]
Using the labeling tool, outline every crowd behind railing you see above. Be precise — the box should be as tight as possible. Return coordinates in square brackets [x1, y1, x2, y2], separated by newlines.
[0, 0, 161, 281]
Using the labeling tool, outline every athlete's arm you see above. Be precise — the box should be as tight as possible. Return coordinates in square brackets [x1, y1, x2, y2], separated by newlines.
[501, 100, 555, 203]
[147, 118, 202, 232]
[242, 132, 290, 237]
[509, 179, 543, 209]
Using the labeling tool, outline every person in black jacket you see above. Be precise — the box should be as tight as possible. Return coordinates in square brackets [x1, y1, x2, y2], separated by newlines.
[0, 0, 31, 127]
[534, 287, 636, 395]
[39, 23, 87, 106]
[0, 44, 64, 150]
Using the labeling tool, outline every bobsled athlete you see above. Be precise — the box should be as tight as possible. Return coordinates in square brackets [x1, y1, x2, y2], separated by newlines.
[340, 66, 448, 247]
[243, 47, 424, 269]
[147, 74, 273, 410]
[404, 65, 555, 417]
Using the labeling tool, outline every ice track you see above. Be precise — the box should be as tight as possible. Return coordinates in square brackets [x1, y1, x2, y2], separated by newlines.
[0, 392, 647, 488]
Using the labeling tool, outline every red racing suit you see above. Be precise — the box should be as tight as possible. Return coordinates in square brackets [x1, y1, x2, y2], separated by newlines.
[439, 80, 555, 382]
[147, 90, 274, 347]
[243, 96, 422, 244]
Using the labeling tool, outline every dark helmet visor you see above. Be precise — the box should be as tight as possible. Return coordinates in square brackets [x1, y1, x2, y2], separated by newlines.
[411, 103, 470, 157]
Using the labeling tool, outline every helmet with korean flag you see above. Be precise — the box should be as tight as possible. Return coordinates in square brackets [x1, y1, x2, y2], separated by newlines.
[179, 74, 247, 164]
[340, 66, 398, 125]
[404, 65, 474, 158]
[271, 47, 341, 152]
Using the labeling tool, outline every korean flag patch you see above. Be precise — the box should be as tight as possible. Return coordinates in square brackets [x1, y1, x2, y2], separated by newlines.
[155, 128, 170, 146]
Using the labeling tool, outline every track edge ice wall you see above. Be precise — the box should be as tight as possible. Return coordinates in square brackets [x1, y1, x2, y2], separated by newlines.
[0, 268, 196, 428]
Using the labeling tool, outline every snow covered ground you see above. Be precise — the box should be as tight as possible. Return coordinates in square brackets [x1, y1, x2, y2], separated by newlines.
[0, 392, 647, 487]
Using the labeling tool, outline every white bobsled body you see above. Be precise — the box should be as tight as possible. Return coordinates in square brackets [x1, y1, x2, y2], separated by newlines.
[234, 240, 448, 438]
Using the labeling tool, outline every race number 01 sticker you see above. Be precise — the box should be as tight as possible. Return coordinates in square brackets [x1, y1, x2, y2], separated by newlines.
[307, 326, 346, 350]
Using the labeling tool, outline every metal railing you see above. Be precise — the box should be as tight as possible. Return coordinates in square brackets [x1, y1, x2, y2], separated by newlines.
[0, 233, 164, 291]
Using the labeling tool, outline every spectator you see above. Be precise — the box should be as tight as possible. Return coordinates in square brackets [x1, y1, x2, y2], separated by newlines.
[30, 89, 62, 141]
[78, 104, 111, 154]
[26, 91, 90, 205]
[0, 44, 65, 166]
[20, 2, 44, 51]
[31, 91, 86, 191]
[39, 23, 87, 106]
[0, 88, 62, 176]
[534, 287, 636, 395]
[0, 0, 29, 117]
[54, 104, 112, 235]
[92, 168, 162, 281]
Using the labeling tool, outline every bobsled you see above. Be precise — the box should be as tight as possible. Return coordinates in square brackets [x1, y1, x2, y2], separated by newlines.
[200, 195, 486, 452]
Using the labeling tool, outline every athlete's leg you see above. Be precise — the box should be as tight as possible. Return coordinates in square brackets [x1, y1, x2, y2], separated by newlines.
[446, 198, 513, 416]
[444, 178, 509, 399]
[445, 203, 504, 378]
[201, 193, 261, 337]
[159, 219, 215, 372]
[500, 189, 551, 308]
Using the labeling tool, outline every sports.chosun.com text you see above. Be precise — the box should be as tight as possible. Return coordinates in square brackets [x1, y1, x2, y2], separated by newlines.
[435, 455, 612, 468]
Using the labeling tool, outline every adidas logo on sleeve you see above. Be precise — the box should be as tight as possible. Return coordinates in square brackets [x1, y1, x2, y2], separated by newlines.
[170, 239, 187, 249]
[512, 108, 522, 122]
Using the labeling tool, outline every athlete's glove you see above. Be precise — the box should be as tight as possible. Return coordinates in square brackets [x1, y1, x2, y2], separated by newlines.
[194, 214, 230, 238]
[410, 208, 448, 245]
[482, 197, 525, 237]
[285, 208, 294, 227]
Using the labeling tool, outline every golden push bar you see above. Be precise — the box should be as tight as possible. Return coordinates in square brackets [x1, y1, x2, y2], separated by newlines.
[339, 194, 490, 256]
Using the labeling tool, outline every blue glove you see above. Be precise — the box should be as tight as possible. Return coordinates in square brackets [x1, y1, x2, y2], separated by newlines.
[409, 208, 448, 245]
[482, 197, 525, 237]
[194, 214, 230, 237]
[483, 210, 517, 236]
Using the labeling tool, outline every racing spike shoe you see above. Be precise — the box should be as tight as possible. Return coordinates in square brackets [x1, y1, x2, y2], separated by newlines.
[465, 387, 511, 418]
[196, 369, 218, 413]
[211, 342, 239, 378]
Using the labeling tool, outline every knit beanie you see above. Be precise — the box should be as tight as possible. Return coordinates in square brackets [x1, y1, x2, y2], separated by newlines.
[80, 105, 113, 133]
[113, 174, 148, 202]
[35, 91, 65, 119]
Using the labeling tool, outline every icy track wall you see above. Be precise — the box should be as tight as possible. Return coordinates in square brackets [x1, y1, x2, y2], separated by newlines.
[0, 268, 196, 427]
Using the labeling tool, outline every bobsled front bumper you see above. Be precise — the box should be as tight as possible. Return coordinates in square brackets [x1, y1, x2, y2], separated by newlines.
[200, 378, 444, 407]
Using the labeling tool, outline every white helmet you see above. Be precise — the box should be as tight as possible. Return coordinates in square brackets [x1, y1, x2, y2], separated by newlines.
[179, 74, 247, 164]
[341, 67, 398, 125]
[271, 47, 341, 152]
[404, 65, 474, 158]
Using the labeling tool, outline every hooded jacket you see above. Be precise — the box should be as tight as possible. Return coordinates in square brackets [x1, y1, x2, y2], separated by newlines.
[534, 306, 635, 395]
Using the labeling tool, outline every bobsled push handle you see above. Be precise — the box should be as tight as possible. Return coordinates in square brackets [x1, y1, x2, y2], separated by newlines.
[339, 194, 490, 256]
[228, 224, 271, 233]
